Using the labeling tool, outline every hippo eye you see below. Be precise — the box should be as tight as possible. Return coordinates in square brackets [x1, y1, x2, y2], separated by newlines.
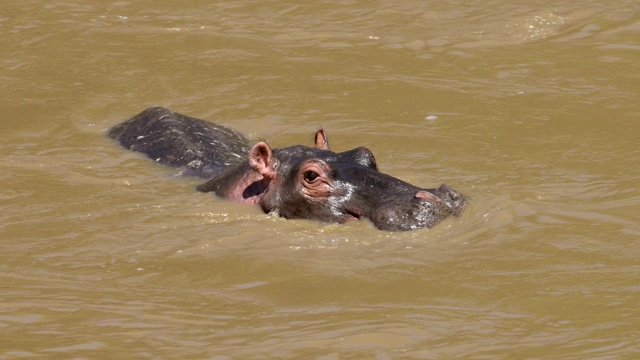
[304, 170, 319, 183]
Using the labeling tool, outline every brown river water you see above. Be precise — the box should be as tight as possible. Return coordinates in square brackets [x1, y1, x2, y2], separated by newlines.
[2, 1, 639, 359]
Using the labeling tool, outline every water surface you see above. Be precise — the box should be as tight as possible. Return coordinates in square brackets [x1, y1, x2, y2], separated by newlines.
[1, 1, 639, 358]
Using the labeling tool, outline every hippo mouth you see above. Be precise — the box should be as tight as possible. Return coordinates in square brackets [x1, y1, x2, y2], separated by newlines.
[343, 208, 363, 222]
[343, 190, 442, 221]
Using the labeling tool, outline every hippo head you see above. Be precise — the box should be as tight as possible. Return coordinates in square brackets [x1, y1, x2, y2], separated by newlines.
[253, 146, 465, 230]
[226, 133, 467, 231]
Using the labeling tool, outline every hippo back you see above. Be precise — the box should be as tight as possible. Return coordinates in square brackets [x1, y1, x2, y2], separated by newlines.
[108, 106, 251, 178]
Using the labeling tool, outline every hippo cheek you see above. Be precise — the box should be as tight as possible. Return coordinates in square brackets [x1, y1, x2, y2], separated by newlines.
[367, 206, 420, 231]
[306, 194, 362, 224]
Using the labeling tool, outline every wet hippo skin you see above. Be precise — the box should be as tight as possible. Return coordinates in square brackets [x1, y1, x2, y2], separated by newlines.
[108, 106, 467, 231]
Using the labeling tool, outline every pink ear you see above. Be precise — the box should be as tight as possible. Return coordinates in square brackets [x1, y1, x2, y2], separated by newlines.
[415, 191, 438, 202]
[249, 142, 276, 179]
[314, 129, 330, 150]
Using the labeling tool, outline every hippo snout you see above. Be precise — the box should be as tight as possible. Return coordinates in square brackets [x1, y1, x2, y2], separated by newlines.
[433, 184, 467, 216]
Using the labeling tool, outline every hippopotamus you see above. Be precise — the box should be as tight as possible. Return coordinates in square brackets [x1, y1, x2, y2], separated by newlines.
[108, 106, 467, 231]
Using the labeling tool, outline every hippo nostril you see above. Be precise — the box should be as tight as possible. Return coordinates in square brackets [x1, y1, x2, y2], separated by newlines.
[437, 184, 459, 201]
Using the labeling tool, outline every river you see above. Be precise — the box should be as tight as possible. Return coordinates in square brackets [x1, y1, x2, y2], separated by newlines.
[1, 1, 639, 358]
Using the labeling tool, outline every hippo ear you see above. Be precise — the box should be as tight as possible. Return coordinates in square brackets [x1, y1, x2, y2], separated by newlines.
[415, 191, 438, 202]
[314, 129, 330, 150]
[249, 142, 276, 179]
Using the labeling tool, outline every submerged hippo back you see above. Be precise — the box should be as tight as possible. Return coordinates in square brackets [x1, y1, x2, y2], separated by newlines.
[108, 106, 251, 178]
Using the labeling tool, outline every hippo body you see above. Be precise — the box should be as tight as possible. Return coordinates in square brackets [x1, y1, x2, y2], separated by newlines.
[108, 107, 466, 231]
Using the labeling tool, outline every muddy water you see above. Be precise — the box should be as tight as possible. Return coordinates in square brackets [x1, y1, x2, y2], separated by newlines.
[2, 1, 639, 358]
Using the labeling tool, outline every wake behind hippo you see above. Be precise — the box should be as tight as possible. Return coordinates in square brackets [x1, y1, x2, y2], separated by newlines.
[108, 106, 467, 231]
